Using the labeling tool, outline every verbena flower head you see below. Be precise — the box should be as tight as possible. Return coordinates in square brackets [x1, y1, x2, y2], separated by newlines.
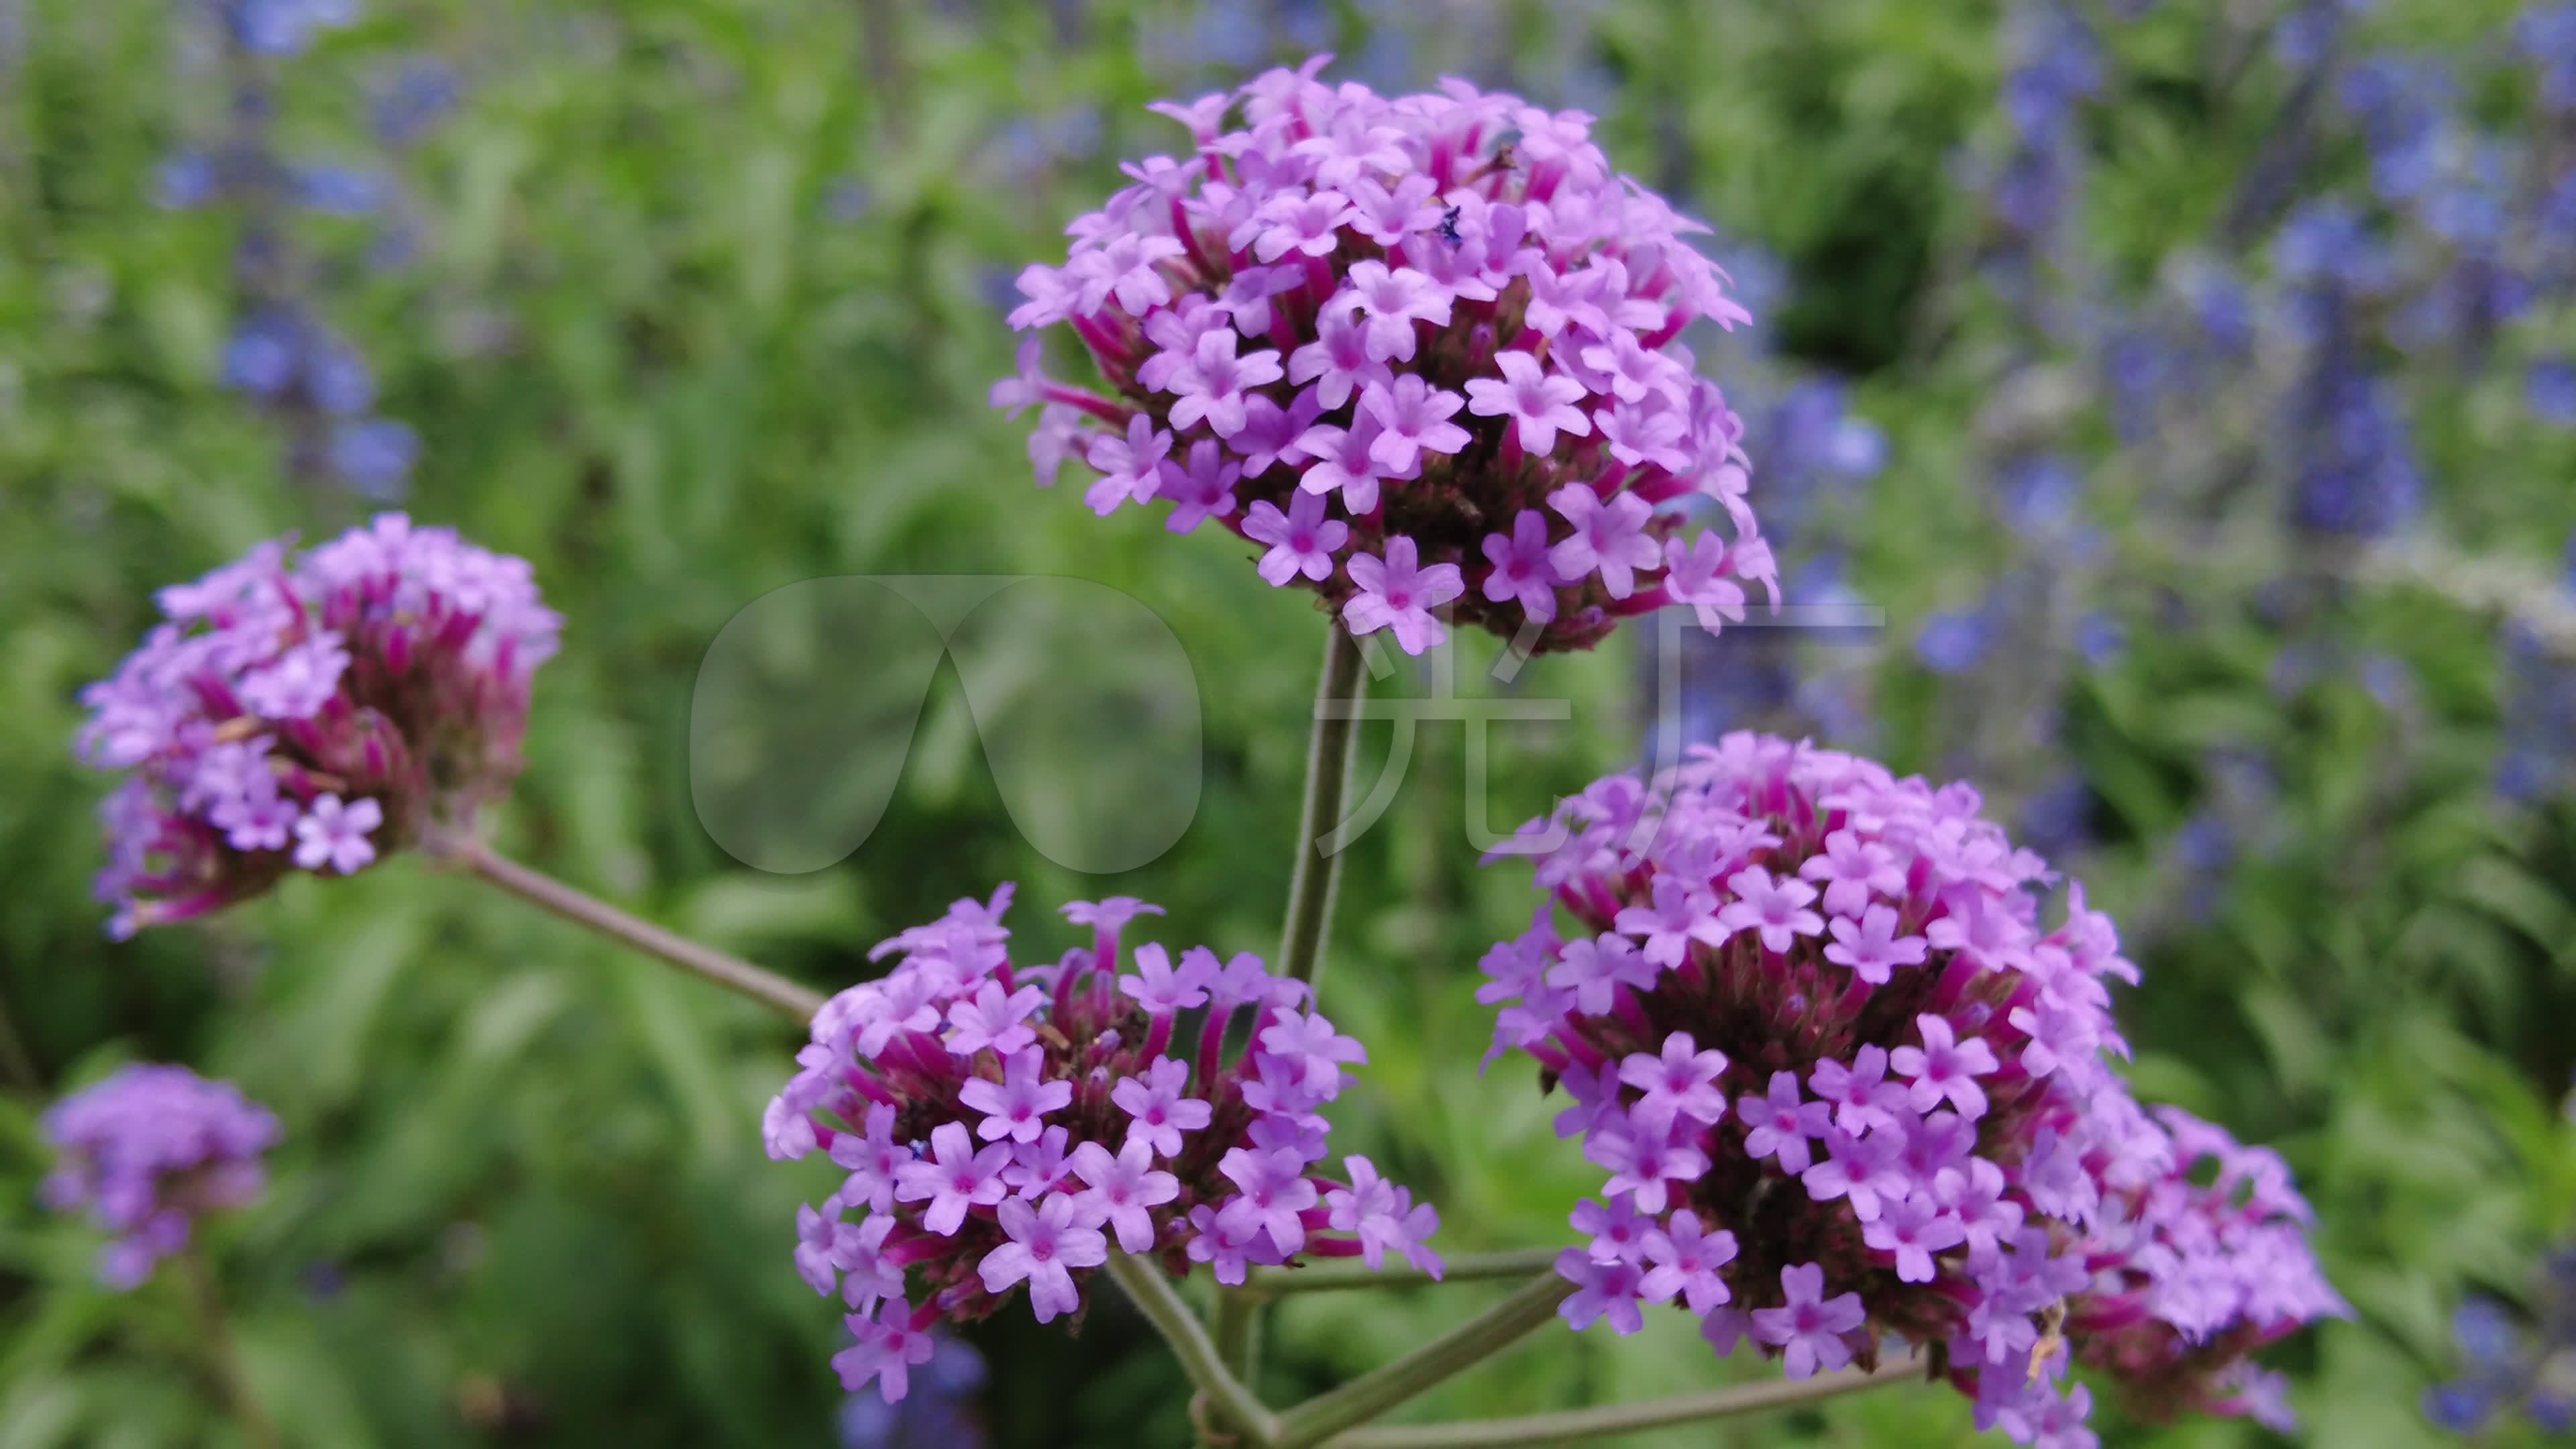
[40, 1065, 281, 1289]
[993, 58, 1776, 655]
[766, 885, 1442, 1404]
[2059, 1108, 2345, 1432]
[76, 513, 560, 936]
[1479, 733, 2337, 1444]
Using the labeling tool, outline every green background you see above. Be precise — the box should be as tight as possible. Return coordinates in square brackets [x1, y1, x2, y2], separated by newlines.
[3, 0, 2572, 1445]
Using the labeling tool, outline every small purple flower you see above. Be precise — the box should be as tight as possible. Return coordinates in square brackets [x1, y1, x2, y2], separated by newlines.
[1243, 490, 1349, 586]
[1617, 1032, 1731, 1133]
[1751, 1264, 1866, 1379]
[1479, 511, 1562, 623]
[1466, 351, 1593, 456]
[1640, 1209, 1738, 1314]
[1556, 1248, 1650, 1334]
[959, 1047, 1075, 1144]
[1736, 1072, 1833, 1175]
[1157, 438, 1243, 534]
[1822, 905, 1931, 985]
[1344, 538, 1464, 656]
[291, 793, 380, 875]
[1112, 1056, 1212, 1158]
[1862, 1193, 1966, 1283]
[1717, 867, 1825, 953]
[1801, 1125, 1908, 1223]
[1888, 1015, 2000, 1120]
[1083, 415, 1174, 516]
[946, 980, 1044, 1058]
[1338, 260, 1453, 363]
[1358, 375, 1470, 472]
[1545, 932, 1656, 1016]
[893, 1122, 1012, 1234]
[1545, 486, 1660, 600]
[977, 1194, 1109, 1324]
[1165, 331, 1283, 438]
[1218, 1145, 1320, 1255]
[1066, 1139, 1178, 1254]
[1324, 1157, 1444, 1276]
[833, 1299, 937, 1399]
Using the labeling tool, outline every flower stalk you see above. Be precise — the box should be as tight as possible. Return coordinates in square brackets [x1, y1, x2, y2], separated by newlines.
[1103, 1252, 1281, 1444]
[178, 1246, 282, 1449]
[1240, 1248, 1561, 1301]
[1271, 1273, 1576, 1449]
[1278, 625, 1366, 991]
[430, 833, 824, 1024]
[1313, 1357, 1915, 1448]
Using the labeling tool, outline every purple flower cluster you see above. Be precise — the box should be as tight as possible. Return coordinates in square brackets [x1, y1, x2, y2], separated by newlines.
[1479, 733, 2338, 1444]
[2062, 1108, 2345, 1432]
[993, 56, 1776, 656]
[40, 1065, 281, 1289]
[764, 886, 1442, 1405]
[76, 514, 560, 936]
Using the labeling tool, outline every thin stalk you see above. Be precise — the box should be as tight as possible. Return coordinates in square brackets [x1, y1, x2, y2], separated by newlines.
[178, 1246, 282, 1449]
[1241, 1248, 1560, 1301]
[1273, 1273, 1574, 1449]
[0, 994, 38, 1091]
[1215, 1287, 1263, 1383]
[1101, 1253, 1281, 1444]
[1278, 625, 1365, 991]
[432, 834, 825, 1024]
[1316, 1358, 1915, 1448]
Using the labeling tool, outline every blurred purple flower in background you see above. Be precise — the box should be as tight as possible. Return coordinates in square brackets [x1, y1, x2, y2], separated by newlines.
[40, 1065, 280, 1288]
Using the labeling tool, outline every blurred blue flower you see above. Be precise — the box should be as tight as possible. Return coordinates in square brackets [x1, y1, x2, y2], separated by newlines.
[330, 419, 418, 498]
[369, 58, 460, 147]
[156, 152, 219, 210]
[230, 0, 357, 58]
[2453, 1299, 2521, 1364]
[1996, 453, 2080, 535]
[2275, 202, 2393, 294]
[2519, 5, 2576, 112]
[2076, 612, 2126, 665]
[2017, 772, 2092, 857]
[2275, 0, 2369, 70]
[2528, 360, 2576, 427]
[2422, 1381, 2493, 1433]
[307, 339, 375, 415]
[222, 315, 299, 398]
[1915, 610, 1992, 674]
[2174, 812, 2234, 872]
[294, 165, 390, 217]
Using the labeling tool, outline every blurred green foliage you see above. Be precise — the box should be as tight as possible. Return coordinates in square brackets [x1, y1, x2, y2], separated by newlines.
[2, 0, 2571, 1446]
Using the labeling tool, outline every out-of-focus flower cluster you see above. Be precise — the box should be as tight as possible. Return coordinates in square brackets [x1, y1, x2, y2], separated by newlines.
[160, 1, 459, 499]
[837, 1331, 989, 1449]
[993, 56, 1778, 656]
[765, 886, 1442, 1405]
[76, 514, 559, 936]
[40, 1065, 280, 1289]
[1479, 733, 2341, 1445]
[2424, 1244, 2576, 1436]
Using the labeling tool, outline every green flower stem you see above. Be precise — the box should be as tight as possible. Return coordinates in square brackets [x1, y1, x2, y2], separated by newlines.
[1313, 1358, 1917, 1448]
[1215, 1287, 1263, 1381]
[178, 1246, 281, 1449]
[1271, 1272, 1576, 1449]
[1239, 1248, 1562, 1301]
[1102, 1253, 1281, 1444]
[435, 833, 826, 1024]
[1277, 624, 1366, 992]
